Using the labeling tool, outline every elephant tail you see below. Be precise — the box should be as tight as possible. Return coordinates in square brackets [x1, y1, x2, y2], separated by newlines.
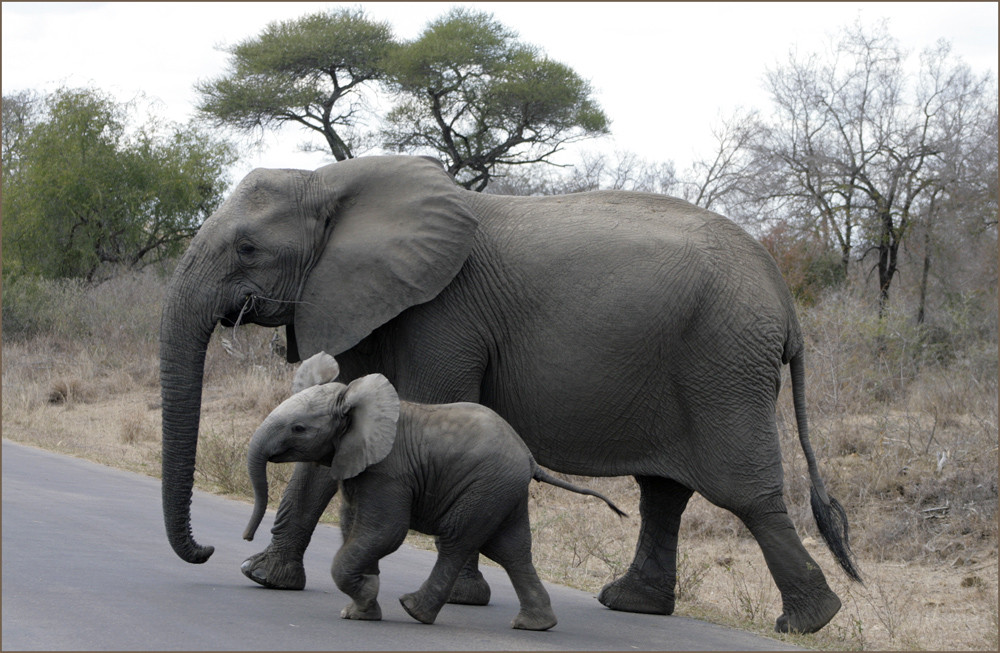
[532, 465, 628, 518]
[791, 351, 863, 583]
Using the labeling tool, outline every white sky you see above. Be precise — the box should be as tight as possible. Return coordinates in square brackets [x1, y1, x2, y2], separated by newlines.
[3, 1, 997, 182]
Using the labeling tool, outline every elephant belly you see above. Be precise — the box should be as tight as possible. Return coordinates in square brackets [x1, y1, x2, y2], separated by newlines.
[479, 329, 693, 480]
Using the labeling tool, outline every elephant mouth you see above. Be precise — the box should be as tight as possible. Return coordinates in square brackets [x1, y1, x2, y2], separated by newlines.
[220, 294, 292, 329]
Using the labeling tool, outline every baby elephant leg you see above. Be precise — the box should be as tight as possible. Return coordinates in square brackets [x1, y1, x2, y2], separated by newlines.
[481, 506, 557, 631]
[338, 573, 381, 621]
[332, 518, 408, 621]
[399, 541, 479, 625]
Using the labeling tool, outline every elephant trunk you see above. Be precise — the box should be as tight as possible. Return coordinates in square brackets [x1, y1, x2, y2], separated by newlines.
[244, 425, 274, 541]
[159, 263, 220, 564]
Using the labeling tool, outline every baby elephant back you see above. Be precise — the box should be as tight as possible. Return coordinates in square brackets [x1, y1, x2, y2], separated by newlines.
[403, 402, 534, 506]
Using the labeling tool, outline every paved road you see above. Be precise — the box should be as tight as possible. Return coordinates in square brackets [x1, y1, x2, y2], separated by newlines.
[2, 440, 800, 651]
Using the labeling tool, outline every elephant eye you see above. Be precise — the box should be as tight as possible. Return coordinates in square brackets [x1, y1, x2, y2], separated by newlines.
[237, 242, 256, 257]
[292, 424, 307, 434]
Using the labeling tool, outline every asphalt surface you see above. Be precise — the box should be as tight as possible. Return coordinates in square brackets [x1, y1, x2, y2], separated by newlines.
[2, 439, 801, 651]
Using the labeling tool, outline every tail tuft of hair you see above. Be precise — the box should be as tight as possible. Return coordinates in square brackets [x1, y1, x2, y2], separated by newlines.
[811, 486, 863, 584]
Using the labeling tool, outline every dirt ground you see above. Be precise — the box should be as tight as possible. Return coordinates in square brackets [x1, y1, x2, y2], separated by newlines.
[3, 359, 996, 651]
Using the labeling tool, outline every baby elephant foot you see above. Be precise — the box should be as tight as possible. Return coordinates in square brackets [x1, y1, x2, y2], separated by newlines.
[339, 573, 381, 621]
[511, 607, 557, 631]
[399, 592, 443, 625]
[598, 572, 674, 615]
[241, 547, 306, 590]
[447, 569, 491, 606]
[341, 601, 382, 621]
[775, 589, 842, 634]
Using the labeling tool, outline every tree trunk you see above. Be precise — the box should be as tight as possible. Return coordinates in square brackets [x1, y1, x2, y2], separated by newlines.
[917, 229, 932, 325]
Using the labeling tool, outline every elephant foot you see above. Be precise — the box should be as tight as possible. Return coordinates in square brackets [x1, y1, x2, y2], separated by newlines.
[241, 547, 306, 590]
[511, 607, 557, 631]
[341, 601, 382, 621]
[598, 572, 675, 615]
[447, 568, 491, 606]
[775, 589, 842, 634]
[339, 573, 382, 620]
[399, 592, 443, 625]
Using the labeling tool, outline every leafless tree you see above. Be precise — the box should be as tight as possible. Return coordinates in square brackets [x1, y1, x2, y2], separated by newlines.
[751, 20, 997, 315]
[678, 108, 767, 216]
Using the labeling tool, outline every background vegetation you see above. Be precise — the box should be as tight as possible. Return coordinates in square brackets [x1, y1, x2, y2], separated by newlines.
[2, 7, 996, 651]
[2, 88, 236, 282]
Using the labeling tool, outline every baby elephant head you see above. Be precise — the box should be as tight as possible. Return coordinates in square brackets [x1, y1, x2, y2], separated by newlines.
[243, 355, 400, 541]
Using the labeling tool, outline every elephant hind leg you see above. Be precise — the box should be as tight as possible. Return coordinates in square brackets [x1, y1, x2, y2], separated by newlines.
[734, 496, 842, 634]
[444, 546, 491, 606]
[479, 507, 557, 631]
[695, 419, 842, 633]
[598, 476, 693, 615]
[400, 540, 481, 625]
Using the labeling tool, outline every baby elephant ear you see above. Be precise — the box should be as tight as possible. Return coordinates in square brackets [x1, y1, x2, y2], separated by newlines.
[292, 352, 340, 393]
[329, 374, 400, 480]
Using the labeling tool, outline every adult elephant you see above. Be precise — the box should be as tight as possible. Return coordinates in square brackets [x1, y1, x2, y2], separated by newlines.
[160, 155, 860, 634]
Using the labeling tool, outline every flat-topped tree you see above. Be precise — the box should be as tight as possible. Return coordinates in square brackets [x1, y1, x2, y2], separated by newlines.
[381, 7, 610, 191]
[195, 8, 396, 161]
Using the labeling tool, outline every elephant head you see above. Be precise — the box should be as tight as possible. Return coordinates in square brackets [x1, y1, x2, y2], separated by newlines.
[159, 156, 477, 563]
[243, 373, 400, 542]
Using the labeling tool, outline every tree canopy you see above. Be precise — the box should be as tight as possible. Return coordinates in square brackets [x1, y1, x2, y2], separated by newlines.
[751, 21, 997, 314]
[382, 7, 609, 190]
[195, 8, 395, 161]
[195, 7, 608, 190]
[2, 87, 237, 281]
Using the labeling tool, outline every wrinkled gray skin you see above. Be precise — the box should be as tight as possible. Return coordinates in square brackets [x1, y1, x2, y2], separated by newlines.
[159, 155, 860, 634]
[243, 353, 625, 630]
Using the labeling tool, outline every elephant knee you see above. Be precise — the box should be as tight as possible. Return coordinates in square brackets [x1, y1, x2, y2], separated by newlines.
[331, 556, 358, 593]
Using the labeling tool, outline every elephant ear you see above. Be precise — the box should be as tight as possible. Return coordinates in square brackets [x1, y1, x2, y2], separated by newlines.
[294, 156, 479, 359]
[292, 352, 340, 394]
[329, 374, 400, 480]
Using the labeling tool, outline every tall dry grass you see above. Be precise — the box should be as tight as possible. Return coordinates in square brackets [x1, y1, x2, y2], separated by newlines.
[2, 266, 294, 484]
[2, 267, 996, 650]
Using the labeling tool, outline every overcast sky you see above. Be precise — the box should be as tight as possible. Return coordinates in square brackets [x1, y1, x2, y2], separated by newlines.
[3, 1, 997, 181]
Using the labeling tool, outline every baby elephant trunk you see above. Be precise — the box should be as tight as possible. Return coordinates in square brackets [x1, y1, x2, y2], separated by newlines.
[243, 438, 271, 541]
[532, 467, 629, 518]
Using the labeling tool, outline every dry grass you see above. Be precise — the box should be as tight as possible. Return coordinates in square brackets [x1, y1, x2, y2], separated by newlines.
[2, 269, 996, 650]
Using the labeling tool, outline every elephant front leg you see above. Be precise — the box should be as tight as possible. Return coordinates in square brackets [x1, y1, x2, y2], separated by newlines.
[599, 476, 693, 615]
[242, 462, 338, 590]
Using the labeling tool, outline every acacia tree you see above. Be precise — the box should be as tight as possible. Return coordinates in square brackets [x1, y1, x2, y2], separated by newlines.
[2, 87, 236, 281]
[382, 8, 609, 190]
[195, 8, 396, 161]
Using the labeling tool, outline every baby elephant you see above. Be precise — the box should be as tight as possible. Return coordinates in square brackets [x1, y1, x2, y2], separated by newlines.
[244, 352, 626, 631]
